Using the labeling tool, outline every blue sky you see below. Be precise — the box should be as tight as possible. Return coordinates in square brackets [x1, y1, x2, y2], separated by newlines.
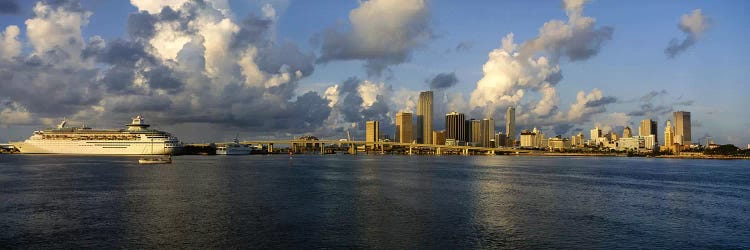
[0, 0, 748, 146]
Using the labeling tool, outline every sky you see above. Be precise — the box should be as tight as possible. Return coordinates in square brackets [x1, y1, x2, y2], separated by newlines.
[0, 0, 748, 146]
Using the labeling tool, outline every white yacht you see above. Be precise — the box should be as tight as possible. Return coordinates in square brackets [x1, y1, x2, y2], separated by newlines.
[216, 137, 252, 155]
[12, 116, 181, 155]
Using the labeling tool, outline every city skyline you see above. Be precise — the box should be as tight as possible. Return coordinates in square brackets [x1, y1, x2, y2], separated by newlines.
[0, 0, 748, 146]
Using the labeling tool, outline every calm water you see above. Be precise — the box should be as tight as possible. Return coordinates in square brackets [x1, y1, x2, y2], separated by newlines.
[0, 154, 748, 249]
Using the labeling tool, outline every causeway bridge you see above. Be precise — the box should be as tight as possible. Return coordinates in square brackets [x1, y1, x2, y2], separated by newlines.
[193, 140, 534, 155]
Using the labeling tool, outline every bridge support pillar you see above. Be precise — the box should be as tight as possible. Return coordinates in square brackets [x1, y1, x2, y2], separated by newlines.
[321, 143, 325, 154]
[408, 146, 413, 155]
[268, 143, 274, 153]
[436, 147, 442, 155]
[489, 150, 495, 155]
[463, 148, 469, 155]
[348, 144, 356, 155]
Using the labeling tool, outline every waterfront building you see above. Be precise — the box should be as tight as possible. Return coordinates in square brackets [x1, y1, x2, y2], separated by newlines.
[506, 106, 516, 146]
[540, 138, 550, 149]
[481, 118, 495, 148]
[623, 126, 632, 138]
[576, 132, 584, 147]
[445, 111, 466, 143]
[664, 120, 675, 152]
[395, 112, 413, 143]
[590, 127, 602, 142]
[549, 137, 571, 151]
[571, 132, 585, 147]
[642, 135, 656, 150]
[639, 119, 658, 144]
[618, 137, 639, 151]
[494, 132, 506, 148]
[417, 91, 433, 144]
[673, 111, 691, 147]
[433, 130, 446, 145]
[520, 130, 536, 148]
[464, 120, 472, 146]
[366, 120, 379, 149]
[470, 119, 482, 146]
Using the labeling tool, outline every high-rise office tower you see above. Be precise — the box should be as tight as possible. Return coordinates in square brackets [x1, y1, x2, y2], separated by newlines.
[623, 126, 632, 138]
[590, 126, 602, 141]
[639, 119, 658, 144]
[481, 118, 495, 148]
[506, 106, 515, 146]
[664, 120, 674, 151]
[673, 111, 691, 146]
[395, 112, 413, 143]
[365, 120, 379, 149]
[470, 119, 481, 146]
[445, 112, 466, 143]
[417, 91, 433, 144]
[495, 132, 506, 148]
[464, 120, 472, 145]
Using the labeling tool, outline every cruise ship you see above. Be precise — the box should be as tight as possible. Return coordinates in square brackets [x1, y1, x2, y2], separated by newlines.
[11, 116, 182, 155]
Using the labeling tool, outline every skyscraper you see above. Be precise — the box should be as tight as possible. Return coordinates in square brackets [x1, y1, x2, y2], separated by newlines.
[590, 126, 602, 141]
[445, 111, 466, 143]
[417, 91, 433, 144]
[481, 118, 495, 148]
[365, 120, 379, 150]
[506, 106, 515, 146]
[664, 120, 674, 152]
[639, 119, 658, 144]
[395, 112, 413, 143]
[673, 111, 691, 146]
[470, 119, 481, 146]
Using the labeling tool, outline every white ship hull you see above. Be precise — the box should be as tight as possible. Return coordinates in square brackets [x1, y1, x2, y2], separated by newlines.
[12, 140, 179, 155]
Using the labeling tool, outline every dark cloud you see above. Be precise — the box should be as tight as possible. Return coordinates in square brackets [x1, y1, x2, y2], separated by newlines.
[563, 26, 614, 61]
[232, 14, 273, 49]
[141, 64, 183, 92]
[428, 72, 458, 90]
[585, 96, 617, 107]
[553, 124, 574, 136]
[41, 0, 85, 12]
[628, 90, 694, 117]
[0, 0, 19, 14]
[665, 37, 696, 58]
[127, 11, 158, 40]
[257, 42, 315, 77]
[0, 59, 102, 116]
[455, 41, 474, 52]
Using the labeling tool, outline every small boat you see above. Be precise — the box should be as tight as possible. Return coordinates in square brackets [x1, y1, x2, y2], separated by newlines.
[139, 155, 172, 164]
[139, 138, 172, 164]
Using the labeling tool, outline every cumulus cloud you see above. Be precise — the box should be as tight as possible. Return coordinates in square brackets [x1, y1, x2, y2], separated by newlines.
[316, 0, 432, 77]
[0, 0, 330, 140]
[469, 0, 614, 135]
[0, 25, 21, 60]
[0, 0, 19, 14]
[665, 9, 711, 58]
[0, 98, 33, 127]
[428, 72, 458, 90]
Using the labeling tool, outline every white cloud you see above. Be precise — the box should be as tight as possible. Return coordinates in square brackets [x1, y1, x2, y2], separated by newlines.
[25, 2, 92, 66]
[0, 25, 21, 61]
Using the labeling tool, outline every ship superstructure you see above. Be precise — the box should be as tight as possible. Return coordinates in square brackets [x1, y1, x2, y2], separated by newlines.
[12, 116, 181, 155]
